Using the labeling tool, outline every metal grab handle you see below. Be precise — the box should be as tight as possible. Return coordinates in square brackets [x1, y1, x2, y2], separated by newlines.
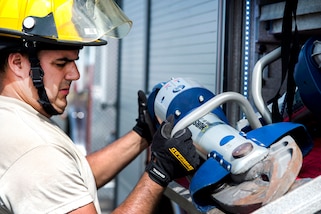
[252, 47, 281, 124]
[171, 91, 262, 137]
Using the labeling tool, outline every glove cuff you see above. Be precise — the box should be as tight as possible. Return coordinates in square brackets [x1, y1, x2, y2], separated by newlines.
[133, 122, 144, 137]
[145, 161, 171, 187]
[133, 120, 152, 144]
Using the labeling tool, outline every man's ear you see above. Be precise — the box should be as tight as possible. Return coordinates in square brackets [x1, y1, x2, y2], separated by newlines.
[7, 53, 30, 78]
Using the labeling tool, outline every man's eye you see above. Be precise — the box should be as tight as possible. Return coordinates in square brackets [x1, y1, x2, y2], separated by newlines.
[56, 63, 66, 67]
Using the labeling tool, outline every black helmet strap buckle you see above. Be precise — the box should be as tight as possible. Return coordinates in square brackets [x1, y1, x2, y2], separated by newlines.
[25, 40, 59, 116]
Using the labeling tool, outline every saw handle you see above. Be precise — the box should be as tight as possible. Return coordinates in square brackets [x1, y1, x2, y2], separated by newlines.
[171, 91, 262, 137]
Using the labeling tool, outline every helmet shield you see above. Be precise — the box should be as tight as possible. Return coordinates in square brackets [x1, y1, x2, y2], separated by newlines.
[0, 0, 132, 45]
[54, 0, 132, 41]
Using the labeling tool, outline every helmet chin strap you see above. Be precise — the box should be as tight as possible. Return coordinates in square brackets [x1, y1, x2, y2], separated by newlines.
[27, 42, 60, 116]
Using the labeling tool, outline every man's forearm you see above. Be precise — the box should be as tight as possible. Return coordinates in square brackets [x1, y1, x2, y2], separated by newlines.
[112, 172, 165, 214]
[86, 130, 149, 188]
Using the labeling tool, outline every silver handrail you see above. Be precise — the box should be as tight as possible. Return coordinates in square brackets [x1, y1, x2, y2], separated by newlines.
[251, 47, 281, 124]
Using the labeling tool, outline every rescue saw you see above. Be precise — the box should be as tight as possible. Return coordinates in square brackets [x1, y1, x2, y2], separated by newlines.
[147, 77, 312, 213]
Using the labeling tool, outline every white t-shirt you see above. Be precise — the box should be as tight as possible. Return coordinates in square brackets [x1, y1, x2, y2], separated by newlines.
[0, 96, 101, 213]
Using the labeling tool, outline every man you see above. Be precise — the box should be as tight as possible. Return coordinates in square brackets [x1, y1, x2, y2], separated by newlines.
[0, 0, 200, 213]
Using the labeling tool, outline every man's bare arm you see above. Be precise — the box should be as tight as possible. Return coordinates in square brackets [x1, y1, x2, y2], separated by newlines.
[112, 173, 165, 214]
[86, 130, 149, 188]
[69, 173, 163, 214]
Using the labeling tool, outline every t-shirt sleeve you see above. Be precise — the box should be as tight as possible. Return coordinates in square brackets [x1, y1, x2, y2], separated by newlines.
[1, 145, 95, 214]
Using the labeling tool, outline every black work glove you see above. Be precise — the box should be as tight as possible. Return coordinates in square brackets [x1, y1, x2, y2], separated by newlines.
[146, 115, 200, 187]
[133, 90, 155, 144]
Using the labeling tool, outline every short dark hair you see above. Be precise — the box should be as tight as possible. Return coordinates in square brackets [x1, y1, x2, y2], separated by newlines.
[0, 51, 10, 73]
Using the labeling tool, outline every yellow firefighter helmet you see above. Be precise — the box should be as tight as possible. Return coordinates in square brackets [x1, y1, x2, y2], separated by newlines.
[0, 0, 132, 46]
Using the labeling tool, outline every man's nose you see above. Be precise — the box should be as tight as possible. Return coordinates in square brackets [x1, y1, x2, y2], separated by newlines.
[66, 62, 80, 80]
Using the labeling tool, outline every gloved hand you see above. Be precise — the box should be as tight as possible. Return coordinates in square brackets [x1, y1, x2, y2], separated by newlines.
[146, 115, 200, 187]
[133, 90, 155, 144]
